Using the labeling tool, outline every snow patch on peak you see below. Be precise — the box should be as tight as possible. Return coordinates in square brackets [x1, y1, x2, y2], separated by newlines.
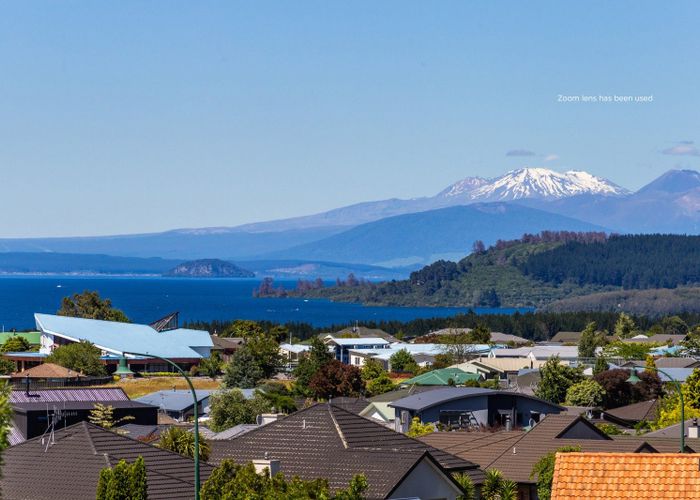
[439, 167, 628, 202]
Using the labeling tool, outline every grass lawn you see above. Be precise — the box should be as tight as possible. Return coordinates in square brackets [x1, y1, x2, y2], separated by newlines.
[105, 376, 223, 399]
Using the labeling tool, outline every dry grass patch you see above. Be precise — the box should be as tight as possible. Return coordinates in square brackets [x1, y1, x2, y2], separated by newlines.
[106, 377, 223, 399]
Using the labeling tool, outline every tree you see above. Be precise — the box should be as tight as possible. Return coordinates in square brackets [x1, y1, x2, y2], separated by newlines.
[577, 322, 606, 358]
[200, 460, 367, 499]
[602, 340, 654, 360]
[614, 313, 637, 339]
[564, 379, 606, 407]
[223, 346, 265, 389]
[530, 446, 581, 500]
[157, 426, 210, 461]
[198, 351, 223, 379]
[366, 374, 395, 397]
[481, 469, 517, 500]
[453, 472, 475, 500]
[293, 337, 334, 396]
[96, 457, 148, 500]
[660, 316, 689, 336]
[469, 324, 491, 344]
[406, 417, 434, 438]
[534, 357, 584, 404]
[89, 403, 134, 430]
[594, 369, 662, 409]
[0, 335, 30, 353]
[309, 360, 363, 400]
[0, 382, 12, 471]
[682, 368, 700, 409]
[645, 354, 656, 373]
[257, 382, 297, 413]
[389, 349, 418, 373]
[593, 356, 609, 376]
[360, 358, 385, 383]
[46, 340, 106, 376]
[208, 389, 274, 432]
[58, 290, 129, 323]
[220, 319, 266, 338]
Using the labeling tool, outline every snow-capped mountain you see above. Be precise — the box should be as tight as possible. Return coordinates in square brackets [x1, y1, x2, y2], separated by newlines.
[436, 176, 488, 197]
[440, 167, 629, 201]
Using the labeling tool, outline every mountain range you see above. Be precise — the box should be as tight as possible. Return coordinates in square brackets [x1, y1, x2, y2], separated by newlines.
[1, 167, 699, 272]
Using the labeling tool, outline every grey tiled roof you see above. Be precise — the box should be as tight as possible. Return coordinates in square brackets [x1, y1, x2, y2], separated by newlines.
[209, 403, 483, 497]
[10, 388, 129, 404]
[2, 421, 214, 500]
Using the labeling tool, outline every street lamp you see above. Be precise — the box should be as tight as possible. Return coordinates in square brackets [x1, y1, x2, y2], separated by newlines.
[122, 352, 202, 500]
[626, 366, 685, 453]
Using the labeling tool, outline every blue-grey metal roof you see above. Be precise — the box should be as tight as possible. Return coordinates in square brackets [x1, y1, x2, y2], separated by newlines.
[135, 390, 212, 413]
[35, 313, 212, 359]
[388, 387, 564, 412]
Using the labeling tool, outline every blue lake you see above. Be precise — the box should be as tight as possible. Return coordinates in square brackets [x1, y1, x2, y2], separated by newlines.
[0, 276, 530, 330]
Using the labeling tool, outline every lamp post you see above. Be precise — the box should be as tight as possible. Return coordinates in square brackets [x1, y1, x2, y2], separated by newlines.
[122, 352, 201, 499]
[626, 366, 685, 453]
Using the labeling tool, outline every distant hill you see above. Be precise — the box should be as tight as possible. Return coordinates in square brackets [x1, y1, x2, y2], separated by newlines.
[164, 259, 254, 278]
[294, 233, 700, 312]
[543, 288, 700, 316]
[0, 252, 179, 275]
[264, 203, 608, 267]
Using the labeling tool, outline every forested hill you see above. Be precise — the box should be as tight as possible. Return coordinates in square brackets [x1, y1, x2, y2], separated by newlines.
[291, 233, 700, 313]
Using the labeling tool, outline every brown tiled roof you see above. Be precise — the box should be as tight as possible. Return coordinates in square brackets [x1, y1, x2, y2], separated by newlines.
[655, 357, 700, 368]
[209, 403, 483, 498]
[1, 421, 213, 500]
[210, 335, 243, 350]
[603, 399, 659, 424]
[11, 362, 85, 379]
[551, 452, 700, 499]
[420, 414, 695, 484]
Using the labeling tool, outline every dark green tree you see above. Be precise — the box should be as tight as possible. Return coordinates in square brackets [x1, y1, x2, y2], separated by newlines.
[389, 349, 418, 373]
[46, 340, 106, 376]
[593, 356, 609, 376]
[58, 290, 129, 322]
[0, 335, 31, 353]
[530, 446, 581, 500]
[223, 346, 265, 389]
[293, 337, 334, 396]
[198, 350, 223, 379]
[534, 356, 584, 404]
[96, 457, 149, 500]
[208, 389, 273, 432]
[577, 322, 607, 358]
[469, 324, 492, 344]
[660, 316, 689, 336]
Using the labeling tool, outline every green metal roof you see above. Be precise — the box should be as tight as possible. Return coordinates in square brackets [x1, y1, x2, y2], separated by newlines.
[400, 368, 480, 386]
[0, 331, 42, 345]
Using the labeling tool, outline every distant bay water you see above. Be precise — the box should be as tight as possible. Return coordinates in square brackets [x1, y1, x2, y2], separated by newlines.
[0, 276, 531, 330]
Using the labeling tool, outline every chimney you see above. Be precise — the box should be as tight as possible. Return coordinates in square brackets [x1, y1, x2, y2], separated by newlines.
[689, 418, 699, 439]
[256, 413, 284, 426]
[253, 454, 281, 477]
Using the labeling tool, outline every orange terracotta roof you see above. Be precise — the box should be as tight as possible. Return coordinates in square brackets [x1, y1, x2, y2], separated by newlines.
[11, 363, 84, 379]
[552, 452, 700, 499]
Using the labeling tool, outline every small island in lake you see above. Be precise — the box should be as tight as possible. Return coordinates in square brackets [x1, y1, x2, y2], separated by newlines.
[164, 259, 255, 278]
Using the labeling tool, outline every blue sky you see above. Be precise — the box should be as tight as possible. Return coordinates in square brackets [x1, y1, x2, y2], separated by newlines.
[2, 1, 699, 237]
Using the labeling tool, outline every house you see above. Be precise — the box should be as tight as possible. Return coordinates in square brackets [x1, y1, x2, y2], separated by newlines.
[34, 313, 213, 373]
[9, 388, 158, 444]
[11, 362, 85, 382]
[551, 452, 700, 499]
[420, 413, 694, 500]
[135, 389, 213, 421]
[550, 331, 582, 343]
[323, 335, 391, 364]
[389, 387, 564, 432]
[454, 357, 549, 380]
[279, 342, 312, 367]
[330, 326, 401, 343]
[209, 334, 243, 362]
[601, 399, 660, 428]
[489, 346, 579, 362]
[623, 333, 687, 345]
[644, 417, 700, 439]
[425, 328, 529, 345]
[1, 421, 214, 499]
[348, 343, 493, 370]
[399, 368, 481, 386]
[209, 402, 484, 499]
